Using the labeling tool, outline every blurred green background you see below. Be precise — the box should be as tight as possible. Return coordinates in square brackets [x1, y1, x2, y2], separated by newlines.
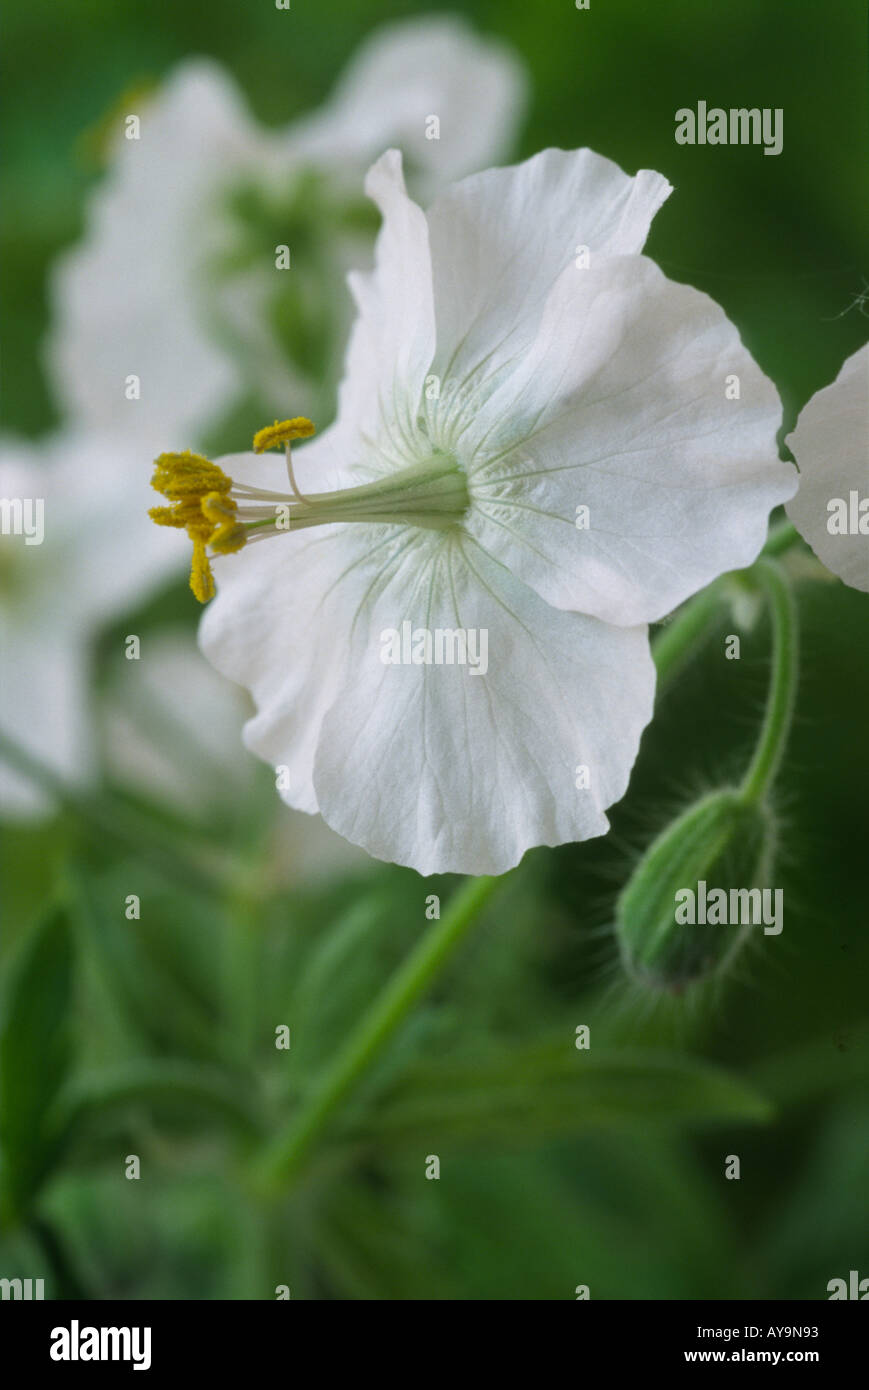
[1, 0, 868, 1299]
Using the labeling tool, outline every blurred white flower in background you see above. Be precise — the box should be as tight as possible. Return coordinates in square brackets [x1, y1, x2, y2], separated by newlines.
[286, 16, 526, 197]
[102, 629, 371, 882]
[102, 630, 257, 817]
[47, 17, 527, 448]
[0, 432, 182, 818]
[786, 342, 869, 594]
[194, 148, 797, 876]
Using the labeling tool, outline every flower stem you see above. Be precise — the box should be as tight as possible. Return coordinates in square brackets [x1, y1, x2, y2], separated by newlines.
[762, 516, 800, 558]
[652, 516, 802, 692]
[652, 582, 723, 689]
[739, 558, 799, 805]
[251, 873, 502, 1195]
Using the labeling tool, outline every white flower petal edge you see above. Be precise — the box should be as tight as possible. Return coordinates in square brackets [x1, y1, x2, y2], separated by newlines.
[785, 343, 869, 594]
[460, 254, 796, 624]
[337, 151, 436, 462]
[312, 532, 655, 877]
[426, 147, 673, 385]
[200, 505, 655, 876]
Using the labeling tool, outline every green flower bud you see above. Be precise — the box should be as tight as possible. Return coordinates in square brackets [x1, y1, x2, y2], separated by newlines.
[616, 789, 775, 991]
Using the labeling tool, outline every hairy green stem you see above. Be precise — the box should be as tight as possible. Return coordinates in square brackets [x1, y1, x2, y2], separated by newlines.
[652, 582, 723, 689]
[739, 559, 799, 805]
[251, 874, 502, 1194]
[652, 515, 802, 691]
[762, 517, 799, 558]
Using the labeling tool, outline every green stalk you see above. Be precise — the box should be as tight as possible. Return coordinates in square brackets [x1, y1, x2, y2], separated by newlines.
[652, 516, 802, 692]
[251, 873, 502, 1194]
[652, 581, 723, 689]
[762, 517, 800, 558]
[739, 559, 799, 805]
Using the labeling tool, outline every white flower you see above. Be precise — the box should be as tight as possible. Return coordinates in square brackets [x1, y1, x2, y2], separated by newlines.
[165, 147, 796, 876]
[785, 342, 869, 593]
[47, 18, 527, 447]
[0, 432, 181, 818]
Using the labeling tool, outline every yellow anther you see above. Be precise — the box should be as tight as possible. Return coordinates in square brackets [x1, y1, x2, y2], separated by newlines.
[148, 504, 185, 529]
[202, 492, 246, 555]
[151, 450, 232, 502]
[252, 417, 315, 453]
[150, 450, 235, 603]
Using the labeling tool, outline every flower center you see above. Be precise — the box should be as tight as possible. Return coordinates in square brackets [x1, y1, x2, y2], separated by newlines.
[149, 418, 470, 602]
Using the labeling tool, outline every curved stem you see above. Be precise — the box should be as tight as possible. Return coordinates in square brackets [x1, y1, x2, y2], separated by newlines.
[251, 873, 503, 1195]
[763, 517, 799, 558]
[652, 516, 802, 692]
[652, 582, 723, 689]
[739, 559, 799, 805]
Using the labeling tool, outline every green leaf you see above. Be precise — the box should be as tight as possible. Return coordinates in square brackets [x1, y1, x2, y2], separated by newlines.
[0, 899, 74, 1218]
[72, 869, 228, 1064]
[751, 1021, 869, 1108]
[53, 1059, 262, 1142]
[349, 1041, 772, 1151]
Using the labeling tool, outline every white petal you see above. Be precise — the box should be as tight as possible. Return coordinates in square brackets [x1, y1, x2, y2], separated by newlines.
[337, 151, 435, 472]
[425, 148, 672, 395]
[309, 530, 655, 876]
[198, 517, 379, 815]
[785, 343, 869, 593]
[453, 255, 795, 624]
[294, 17, 527, 194]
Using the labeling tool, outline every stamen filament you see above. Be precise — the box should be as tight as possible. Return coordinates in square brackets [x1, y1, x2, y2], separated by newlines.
[149, 418, 470, 603]
[285, 440, 307, 504]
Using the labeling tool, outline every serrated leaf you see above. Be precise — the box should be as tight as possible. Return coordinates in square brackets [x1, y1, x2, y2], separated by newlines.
[53, 1058, 262, 1141]
[72, 870, 227, 1064]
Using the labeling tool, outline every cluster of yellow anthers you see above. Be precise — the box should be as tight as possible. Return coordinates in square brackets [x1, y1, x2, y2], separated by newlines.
[150, 418, 315, 602]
